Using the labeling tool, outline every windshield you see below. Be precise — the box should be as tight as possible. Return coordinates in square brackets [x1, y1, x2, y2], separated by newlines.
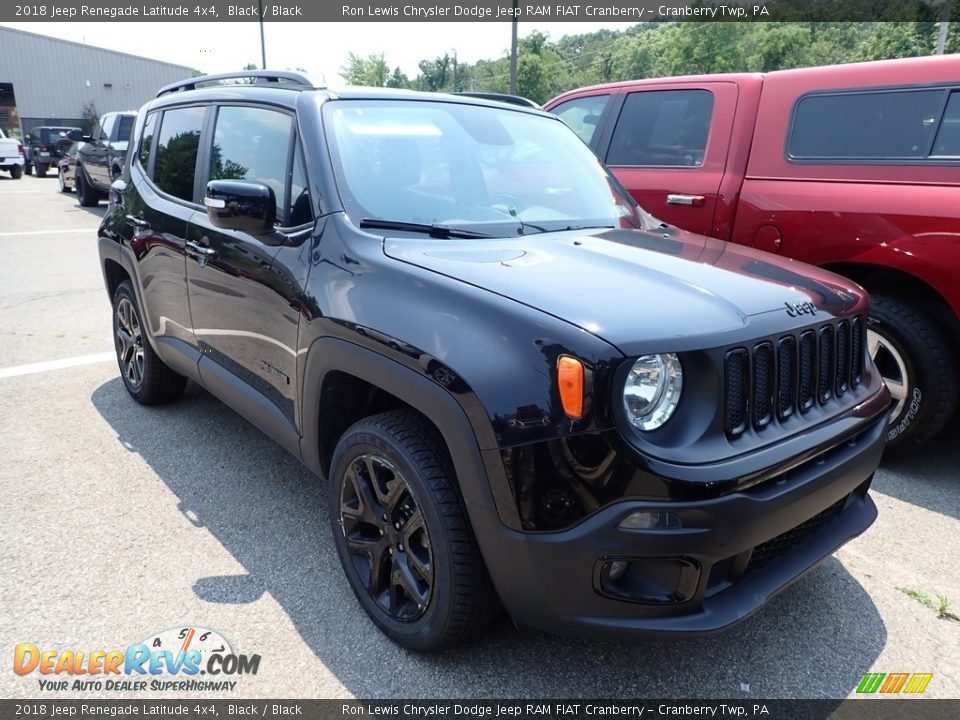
[323, 99, 647, 237]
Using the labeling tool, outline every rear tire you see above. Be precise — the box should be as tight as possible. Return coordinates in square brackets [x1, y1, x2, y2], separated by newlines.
[77, 167, 99, 206]
[112, 280, 186, 405]
[868, 294, 959, 451]
[24, 162, 32, 176]
[328, 410, 499, 651]
[10, 165, 22, 179]
[36, 163, 48, 177]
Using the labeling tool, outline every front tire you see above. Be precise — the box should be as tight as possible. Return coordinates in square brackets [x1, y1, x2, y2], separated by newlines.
[328, 410, 498, 651]
[58, 169, 70, 192]
[112, 280, 186, 405]
[868, 294, 959, 451]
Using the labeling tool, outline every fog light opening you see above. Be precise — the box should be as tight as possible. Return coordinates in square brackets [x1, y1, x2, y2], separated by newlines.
[618, 511, 682, 530]
[597, 557, 700, 604]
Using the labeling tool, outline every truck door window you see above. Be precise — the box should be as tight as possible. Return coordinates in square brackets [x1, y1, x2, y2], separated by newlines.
[153, 106, 204, 202]
[607, 90, 713, 168]
[100, 114, 117, 144]
[788, 88, 945, 161]
[551, 94, 610, 145]
[117, 115, 136, 143]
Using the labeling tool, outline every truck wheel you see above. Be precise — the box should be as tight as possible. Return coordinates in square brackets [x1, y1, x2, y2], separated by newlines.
[868, 294, 959, 451]
[58, 169, 70, 192]
[24, 162, 32, 175]
[10, 164, 22, 179]
[112, 280, 186, 405]
[36, 163, 48, 177]
[77, 168, 99, 206]
[328, 410, 499, 651]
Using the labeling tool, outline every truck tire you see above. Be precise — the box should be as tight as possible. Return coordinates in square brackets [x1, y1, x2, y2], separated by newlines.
[58, 168, 70, 192]
[867, 294, 959, 452]
[328, 409, 499, 651]
[24, 162, 32, 175]
[112, 280, 186, 405]
[77, 167, 99, 206]
[36, 163, 48, 177]
[10, 164, 22, 179]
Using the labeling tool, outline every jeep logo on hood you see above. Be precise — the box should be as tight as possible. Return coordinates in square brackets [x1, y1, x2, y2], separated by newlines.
[785, 300, 817, 317]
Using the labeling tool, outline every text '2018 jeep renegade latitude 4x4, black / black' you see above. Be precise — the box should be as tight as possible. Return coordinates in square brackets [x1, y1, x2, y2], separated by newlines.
[98, 72, 890, 651]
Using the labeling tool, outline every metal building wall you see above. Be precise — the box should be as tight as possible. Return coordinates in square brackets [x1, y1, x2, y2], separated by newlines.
[0, 26, 195, 134]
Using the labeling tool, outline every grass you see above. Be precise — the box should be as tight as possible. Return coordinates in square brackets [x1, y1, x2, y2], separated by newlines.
[897, 586, 960, 623]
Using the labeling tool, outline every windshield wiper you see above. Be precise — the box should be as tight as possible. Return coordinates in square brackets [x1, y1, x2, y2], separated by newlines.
[359, 218, 493, 239]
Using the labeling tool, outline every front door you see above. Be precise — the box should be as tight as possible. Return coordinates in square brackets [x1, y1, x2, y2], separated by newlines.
[601, 83, 737, 238]
[185, 104, 313, 432]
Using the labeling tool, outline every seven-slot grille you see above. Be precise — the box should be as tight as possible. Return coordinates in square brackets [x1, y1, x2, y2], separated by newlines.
[724, 316, 866, 436]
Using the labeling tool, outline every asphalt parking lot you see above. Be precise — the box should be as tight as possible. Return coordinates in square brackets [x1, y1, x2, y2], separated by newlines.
[1, 172, 958, 700]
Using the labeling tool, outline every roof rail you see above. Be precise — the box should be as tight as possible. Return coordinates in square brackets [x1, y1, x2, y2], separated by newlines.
[454, 92, 541, 109]
[156, 70, 314, 98]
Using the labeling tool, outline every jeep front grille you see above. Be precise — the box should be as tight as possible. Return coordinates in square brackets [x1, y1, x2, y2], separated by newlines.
[723, 316, 866, 437]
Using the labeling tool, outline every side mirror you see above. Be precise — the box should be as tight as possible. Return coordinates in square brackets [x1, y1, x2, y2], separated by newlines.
[204, 180, 276, 236]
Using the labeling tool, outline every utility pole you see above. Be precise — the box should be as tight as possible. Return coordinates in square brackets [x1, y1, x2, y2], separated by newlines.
[509, 0, 518, 94]
[937, 0, 952, 55]
[258, 0, 267, 68]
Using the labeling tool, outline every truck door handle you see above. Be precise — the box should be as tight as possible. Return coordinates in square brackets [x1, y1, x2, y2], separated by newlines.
[186, 240, 216, 257]
[666, 194, 706, 207]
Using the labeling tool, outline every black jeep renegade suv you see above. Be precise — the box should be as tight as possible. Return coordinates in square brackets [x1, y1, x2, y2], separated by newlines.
[97, 71, 890, 651]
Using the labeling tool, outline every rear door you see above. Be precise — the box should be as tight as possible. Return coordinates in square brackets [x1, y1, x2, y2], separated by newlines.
[598, 82, 737, 237]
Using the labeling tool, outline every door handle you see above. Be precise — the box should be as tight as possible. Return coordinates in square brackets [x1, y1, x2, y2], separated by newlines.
[125, 214, 149, 229]
[186, 240, 216, 257]
[666, 194, 706, 207]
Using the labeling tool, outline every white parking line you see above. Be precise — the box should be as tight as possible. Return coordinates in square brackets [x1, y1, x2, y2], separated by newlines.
[0, 228, 100, 237]
[0, 352, 116, 379]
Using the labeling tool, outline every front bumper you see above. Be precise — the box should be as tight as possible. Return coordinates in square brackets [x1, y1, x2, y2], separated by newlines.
[477, 406, 887, 639]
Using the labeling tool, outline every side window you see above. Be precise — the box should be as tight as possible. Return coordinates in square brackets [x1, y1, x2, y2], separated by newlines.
[100, 114, 117, 143]
[117, 114, 136, 143]
[288, 142, 312, 227]
[153, 106, 205, 202]
[137, 112, 157, 171]
[551, 94, 610, 146]
[210, 105, 294, 223]
[788, 89, 945, 161]
[931, 91, 960, 157]
[607, 89, 714, 167]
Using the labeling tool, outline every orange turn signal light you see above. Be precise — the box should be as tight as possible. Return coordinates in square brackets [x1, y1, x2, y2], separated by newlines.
[557, 355, 585, 419]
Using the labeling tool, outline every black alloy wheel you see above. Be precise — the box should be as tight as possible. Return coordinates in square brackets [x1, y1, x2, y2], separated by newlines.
[111, 280, 186, 404]
[339, 453, 434, 621]
[328, 410, 499, 651]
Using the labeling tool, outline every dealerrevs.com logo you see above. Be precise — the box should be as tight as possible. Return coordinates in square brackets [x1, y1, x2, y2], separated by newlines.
[13, 626, 260, 692]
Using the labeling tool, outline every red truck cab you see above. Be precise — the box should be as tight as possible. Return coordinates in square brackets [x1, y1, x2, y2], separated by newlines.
[547, 55, 960, 450]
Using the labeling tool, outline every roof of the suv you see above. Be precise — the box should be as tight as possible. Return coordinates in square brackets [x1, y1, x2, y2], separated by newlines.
[150, 70, 550, 117]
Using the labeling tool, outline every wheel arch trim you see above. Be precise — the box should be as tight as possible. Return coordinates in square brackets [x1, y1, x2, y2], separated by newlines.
[299, 336, 521, 532]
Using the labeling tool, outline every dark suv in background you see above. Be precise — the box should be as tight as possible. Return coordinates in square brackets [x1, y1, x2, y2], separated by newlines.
[76, 111, 136, 206]
[24, 125, 82, 176]
[98, 71, 890, 651]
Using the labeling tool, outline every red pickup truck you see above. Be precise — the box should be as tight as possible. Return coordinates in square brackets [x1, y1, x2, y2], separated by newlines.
[546, 55, 960, 451]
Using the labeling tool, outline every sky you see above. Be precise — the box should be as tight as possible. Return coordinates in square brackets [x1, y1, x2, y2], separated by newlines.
[0, 21, 639, 84]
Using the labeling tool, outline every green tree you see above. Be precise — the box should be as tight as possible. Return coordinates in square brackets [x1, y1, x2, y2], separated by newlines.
[340, 52, 389, 86]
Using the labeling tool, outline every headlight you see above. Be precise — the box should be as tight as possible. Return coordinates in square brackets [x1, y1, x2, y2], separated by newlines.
[623, 353, 683, 431]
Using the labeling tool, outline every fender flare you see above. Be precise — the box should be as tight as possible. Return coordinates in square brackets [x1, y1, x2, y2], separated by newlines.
[299, 336, 520, 530]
